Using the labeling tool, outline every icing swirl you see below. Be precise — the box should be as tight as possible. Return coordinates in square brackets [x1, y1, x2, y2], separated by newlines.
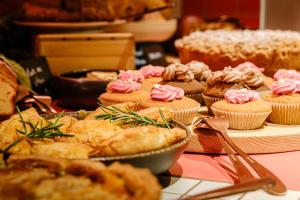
[225, 89, 260, 104]
[243, 68, 264, 87]
[151, 84, 184, 102]
[186, 61, 212, 81]
[273, 69, 300, 81]
[118, 70, 145, 83]
[139, 65, 165, 78]
[207, 71, 224, 85]
[107, 80, 141, 93]
[235, 62, 264, 72]
[162, 63, 194, 82]
[271, 79, 297, 95]
[223, 67, 245, 83]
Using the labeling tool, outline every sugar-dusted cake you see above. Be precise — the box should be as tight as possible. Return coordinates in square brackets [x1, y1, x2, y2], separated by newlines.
[175, 30, 300, 75]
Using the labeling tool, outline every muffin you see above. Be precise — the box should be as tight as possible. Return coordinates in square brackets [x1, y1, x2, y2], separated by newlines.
[262, 79, 300, 124]
[99, 79, 149, 106]
[160, 62, 206, 103]
[140, 84, 200, 125]
[211, 89, 272, 130]
[139, 65, 165, 90]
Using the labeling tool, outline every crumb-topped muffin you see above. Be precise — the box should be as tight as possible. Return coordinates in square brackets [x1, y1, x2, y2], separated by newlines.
[140, 84, 200, 125]
[262, 79, 300, 124]
[212, 89, 272, 130]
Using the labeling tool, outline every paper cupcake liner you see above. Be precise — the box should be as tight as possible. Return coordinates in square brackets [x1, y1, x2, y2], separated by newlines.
[211, 107, 271, 130]
[267, 102, 300, 125]
[202, 95, 223, 115]
[173, 106, 200, 125]
[185, 93, 204, 104]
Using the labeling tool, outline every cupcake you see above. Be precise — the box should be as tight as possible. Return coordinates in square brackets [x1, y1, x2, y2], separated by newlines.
[139, 84, 200, 125]
[160, 62, 206, 103]
[211, 89, 272, 130]
[262, 79, 300, 124]
[118, 70, 145, 83]
[203, 67, 250, 114]
[139, 65, 165, 90]
[99, 79, 149, 106]
[273, 69, 300, 81]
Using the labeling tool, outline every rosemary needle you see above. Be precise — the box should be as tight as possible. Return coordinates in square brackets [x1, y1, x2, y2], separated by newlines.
[95, 104, 172, 129]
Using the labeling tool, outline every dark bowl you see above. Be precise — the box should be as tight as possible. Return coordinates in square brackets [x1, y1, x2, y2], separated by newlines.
[43, 111, 191, 175]
[52, 69, 117, 110]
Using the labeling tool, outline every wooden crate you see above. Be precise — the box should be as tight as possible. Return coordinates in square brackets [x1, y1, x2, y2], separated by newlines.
[35, 33, 135, 75]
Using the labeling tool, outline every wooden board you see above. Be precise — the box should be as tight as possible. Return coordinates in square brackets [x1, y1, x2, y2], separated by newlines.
[185, 107, 300, 154]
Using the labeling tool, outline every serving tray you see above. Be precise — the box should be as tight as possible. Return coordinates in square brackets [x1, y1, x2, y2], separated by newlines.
[186, 107, 300, 154]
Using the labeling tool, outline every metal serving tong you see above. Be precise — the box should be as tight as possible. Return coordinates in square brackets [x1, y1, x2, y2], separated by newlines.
[181, 117, 286, 200]
[16, 94, 56, 114]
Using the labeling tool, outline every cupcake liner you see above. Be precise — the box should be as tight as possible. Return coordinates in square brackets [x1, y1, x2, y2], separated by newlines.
[267, 102, 300, 125]
[211, 107, 271, 130]
[185, 93, 204, 104]
[202, 95, 223, 115]
[173, 106, 200, 125]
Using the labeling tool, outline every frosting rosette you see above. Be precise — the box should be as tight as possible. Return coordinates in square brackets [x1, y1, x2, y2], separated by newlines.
[139, 65, 165, 78]
[186, 61, 212, 81]
[273, 69, 300, 81]
[207, 71, 224, 85]
[235, 62, 264, 72]
[151, 84, 184, 101]
[162, 63, 194, 82]
[271, 79, 299, 95]
[225, 89, 260, 104]
[118, 70, 145, 83]
[107, 79, 141, 93]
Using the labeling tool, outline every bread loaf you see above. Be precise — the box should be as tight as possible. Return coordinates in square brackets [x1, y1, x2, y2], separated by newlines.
[0, 60, 17, 120]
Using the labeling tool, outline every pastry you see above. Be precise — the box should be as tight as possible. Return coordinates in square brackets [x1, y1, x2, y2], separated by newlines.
[175, 30, 300, 75]
[160, 62, 206, 102]
[0, 154, 161, 200]
[139, 65, 164, 90]
[140, 84, 200, 124]
[211, 89, 272, 130]
[262, 79, 300, 124]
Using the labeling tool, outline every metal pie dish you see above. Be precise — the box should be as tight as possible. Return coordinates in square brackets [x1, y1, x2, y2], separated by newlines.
[43, 112, 192, 174]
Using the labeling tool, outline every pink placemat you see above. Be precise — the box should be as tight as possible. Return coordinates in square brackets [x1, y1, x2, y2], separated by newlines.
[169, 152, 300, 191]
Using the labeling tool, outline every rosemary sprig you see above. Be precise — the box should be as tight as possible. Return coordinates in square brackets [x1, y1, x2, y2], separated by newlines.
[95, 104, 172, 129]
[1, 107, 73, 162]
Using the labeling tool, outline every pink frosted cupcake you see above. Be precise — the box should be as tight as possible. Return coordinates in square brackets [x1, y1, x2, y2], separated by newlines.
[212, 89, 272, 130]
[140, 84, 200, 125]
[118, 70, 145, 83]
[273, 69, 300, 81]
[99, 79, 148, 106]
[262, 79, 300, 124]
[139, 65, 165, 90]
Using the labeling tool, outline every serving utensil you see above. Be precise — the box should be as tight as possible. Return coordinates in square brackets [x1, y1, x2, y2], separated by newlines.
[205, 116, 287, 195]
[193, 118, 255, 183]
[180, 177, 274, 200]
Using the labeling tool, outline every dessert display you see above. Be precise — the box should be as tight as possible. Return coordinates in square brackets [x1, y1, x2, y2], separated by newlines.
[175, 30, 300, 75]
[139, 84, 200, 125]
[160, 61, 210, 102]
[20, 0, 147, 22]
[262, 79, 300, 125]
[0, 103, 188, 159]
[0, 155, 161, 200]
[211, 89, 272, 130]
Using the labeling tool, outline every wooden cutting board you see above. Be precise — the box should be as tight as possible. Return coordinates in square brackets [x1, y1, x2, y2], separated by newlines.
[186, 107, 300, 154]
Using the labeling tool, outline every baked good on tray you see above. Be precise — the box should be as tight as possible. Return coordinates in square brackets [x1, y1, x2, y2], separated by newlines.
[0, 155, 161, 200]
[21, 0, 146, 21]
[211, 89, 272, 130]
[0, 60, 17, 120]
[262, 79, 300, 124]
[175, 30, 300, 75]
[139, 84, 200, 125]
[0, 103, 187, 159]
